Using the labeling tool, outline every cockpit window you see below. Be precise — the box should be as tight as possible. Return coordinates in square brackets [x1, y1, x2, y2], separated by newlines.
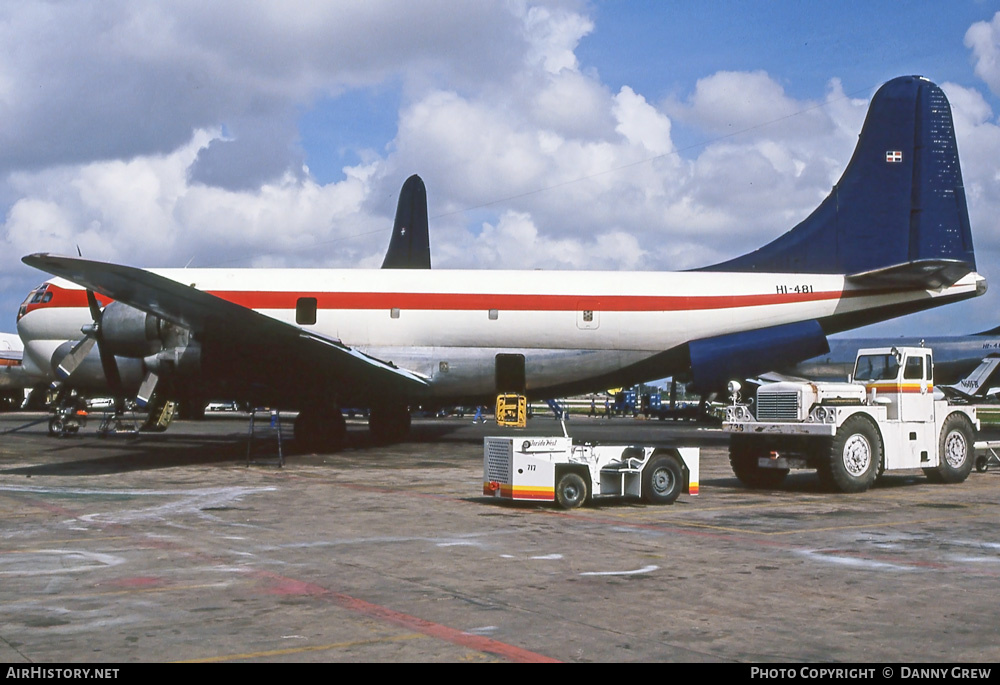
[18, 284, 52, 321]
[853, 354, 900, 382]
[22, 284, 48, 305]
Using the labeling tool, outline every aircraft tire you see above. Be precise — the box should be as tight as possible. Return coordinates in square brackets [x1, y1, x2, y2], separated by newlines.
[642, 453, 683, 504]
[555, 471, 588, 509]
[729, 435, 788, 489]
[822, 415, 880, 493]
[924, 414, 975, 484]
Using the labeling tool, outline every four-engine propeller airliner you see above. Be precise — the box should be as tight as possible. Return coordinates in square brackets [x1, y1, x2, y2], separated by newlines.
[16, 76, 987, 448]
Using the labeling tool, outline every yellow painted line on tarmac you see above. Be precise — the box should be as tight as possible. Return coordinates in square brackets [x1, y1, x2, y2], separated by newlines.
[0, 536, 133, 551]
[750, 510, 999, 536]
[176, 633, 426, 662]
[0, 582, 231, 599]
[639, 508, 998, 537]
[560, 488, 998, 536]
[88, 582, 232, 597]
[590, 499, 808, 518]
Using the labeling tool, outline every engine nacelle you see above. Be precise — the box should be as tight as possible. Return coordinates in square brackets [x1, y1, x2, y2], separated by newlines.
[99, 302, 166, 358]
[49, 340, 145, 391]
[688, 319, 829, 393]
[145, 341, 202, 377]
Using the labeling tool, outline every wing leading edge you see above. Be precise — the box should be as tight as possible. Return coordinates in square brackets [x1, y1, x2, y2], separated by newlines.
[21, 253, 429, 399]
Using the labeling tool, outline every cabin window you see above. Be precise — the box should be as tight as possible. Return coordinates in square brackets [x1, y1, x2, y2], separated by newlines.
[489, 309, 498, 320]
[391, 308, 400, 319]
[296, 297, 317, 325]
[576, 301, 600, 329]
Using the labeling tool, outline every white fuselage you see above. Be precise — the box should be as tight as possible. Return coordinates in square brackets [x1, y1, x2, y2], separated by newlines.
[17, 268, 986, 400]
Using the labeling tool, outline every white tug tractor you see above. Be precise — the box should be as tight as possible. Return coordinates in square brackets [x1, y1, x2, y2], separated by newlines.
[722, 347, 978, 493]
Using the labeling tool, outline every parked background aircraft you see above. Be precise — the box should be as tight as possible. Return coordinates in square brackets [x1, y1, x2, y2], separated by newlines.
[18, 76, 986, 447]
[781, 325, 1000, 384]
[938, 354, 1000, 402]
[0, 332, 28, 410]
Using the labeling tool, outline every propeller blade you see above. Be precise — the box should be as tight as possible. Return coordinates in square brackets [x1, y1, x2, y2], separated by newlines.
[96, 338, 124, 411]
[136, 371, 159, 408]
[86, 290, 102, 322]
[55, 337, 97, 379]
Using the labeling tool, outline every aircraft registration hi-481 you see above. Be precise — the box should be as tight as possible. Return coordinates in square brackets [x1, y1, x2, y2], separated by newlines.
[17, 76, 986, 448]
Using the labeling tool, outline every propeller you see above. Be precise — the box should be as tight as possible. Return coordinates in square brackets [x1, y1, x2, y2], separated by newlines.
[54, 290, 126, 413]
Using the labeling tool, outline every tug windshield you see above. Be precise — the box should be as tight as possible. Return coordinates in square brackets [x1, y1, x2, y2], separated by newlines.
[853, 354, 900, 382]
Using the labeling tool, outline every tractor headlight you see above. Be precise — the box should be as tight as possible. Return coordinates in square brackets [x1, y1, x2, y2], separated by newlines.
[808, 405, 835, 423]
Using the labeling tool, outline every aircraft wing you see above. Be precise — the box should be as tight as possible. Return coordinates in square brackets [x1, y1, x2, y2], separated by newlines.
[21, 253, 430, 397]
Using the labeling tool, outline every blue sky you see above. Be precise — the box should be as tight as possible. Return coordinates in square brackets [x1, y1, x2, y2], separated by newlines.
[580, 2, 991, 96]
[3, 0, 1000, 341]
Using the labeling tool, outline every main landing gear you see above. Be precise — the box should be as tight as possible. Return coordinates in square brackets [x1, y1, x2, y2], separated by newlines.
[294, 406, 346, 452]
[292, 404, 413, 452]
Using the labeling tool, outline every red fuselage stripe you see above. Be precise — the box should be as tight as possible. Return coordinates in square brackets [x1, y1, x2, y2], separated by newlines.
[26, 283, 849, 314]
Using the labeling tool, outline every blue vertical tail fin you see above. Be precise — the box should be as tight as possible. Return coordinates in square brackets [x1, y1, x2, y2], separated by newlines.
[381, 174, 431, 269]
[702, 75, 976, 277]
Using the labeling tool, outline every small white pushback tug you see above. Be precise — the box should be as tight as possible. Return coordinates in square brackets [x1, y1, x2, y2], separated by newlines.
[483, 421, 699, 509]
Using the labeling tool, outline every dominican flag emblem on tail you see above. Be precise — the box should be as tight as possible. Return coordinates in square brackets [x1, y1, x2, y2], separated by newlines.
[886, 150, 903, 163]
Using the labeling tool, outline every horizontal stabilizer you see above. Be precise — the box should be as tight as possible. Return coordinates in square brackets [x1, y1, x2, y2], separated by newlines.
[846, 259, 973, 290]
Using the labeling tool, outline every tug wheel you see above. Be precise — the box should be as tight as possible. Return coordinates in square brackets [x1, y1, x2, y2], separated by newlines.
[642, 454, 684, 504]
[555, 472, 587, 509]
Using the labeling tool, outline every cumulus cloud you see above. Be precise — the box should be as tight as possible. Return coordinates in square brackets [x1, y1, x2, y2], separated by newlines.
[438, 210, 645, 270]
[2, 129, 389, 276]
[942, 81, 1000, 257]
[966, 12, 1000, 97]
[0, 0, 525, 180]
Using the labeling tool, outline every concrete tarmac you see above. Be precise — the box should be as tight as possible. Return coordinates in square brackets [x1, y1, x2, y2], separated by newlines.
[0, 412, 998, 663]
